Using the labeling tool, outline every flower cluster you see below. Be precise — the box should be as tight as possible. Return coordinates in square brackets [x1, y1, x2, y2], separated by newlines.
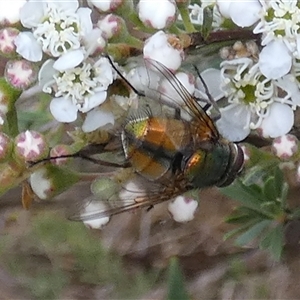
[209, 0, 300, 141]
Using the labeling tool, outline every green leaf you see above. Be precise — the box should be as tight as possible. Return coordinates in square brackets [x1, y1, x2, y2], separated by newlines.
[259, 224, 284, 261]
[242, 161, 278, 186]
[167, 257, 189, 300]
[223, 219, 258, 241]
[225, 206, 268, 224]
[280, 182, 289, 209]
[274, 167, 284, 195]
[235, 220, 272, 247]
[201, 5, 213, 38]
[263, 177, 277, 202]
[220, 180, 265, 210]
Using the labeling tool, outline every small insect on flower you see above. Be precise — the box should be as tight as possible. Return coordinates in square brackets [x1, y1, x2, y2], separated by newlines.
[38, 56, 245, 227]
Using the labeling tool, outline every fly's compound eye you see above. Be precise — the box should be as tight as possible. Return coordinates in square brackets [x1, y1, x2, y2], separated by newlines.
[218, 143, 244, 187]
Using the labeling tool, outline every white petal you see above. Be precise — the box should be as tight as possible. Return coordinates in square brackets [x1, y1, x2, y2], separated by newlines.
[80, 91, 107, 113]
[229, 1, 261, 27]
[217, 104, 251, 141]
[19, 0, 45, 28]
[77, 7, 93, 35]
[53, 49, 85, 71]
[38, 59, 56, 88]
[50, 97, 78, 123]
[196, 68, 224, 100]
[14, 32, 43, 62]
[260, 103, 294, 138]
[259, 40, 292, 79]
[83, 28, 106, 56]
[82, 108, 114, 132]
[275, 74, 300, 106]
[216, 0, 231, 18]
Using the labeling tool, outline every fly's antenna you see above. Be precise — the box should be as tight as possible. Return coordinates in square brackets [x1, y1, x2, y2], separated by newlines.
[104, 54, 146, 98]
[193, 65, 221, 120]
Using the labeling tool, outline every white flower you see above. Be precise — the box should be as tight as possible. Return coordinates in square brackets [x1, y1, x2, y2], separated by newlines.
[143, 31, 184, 71]
[206, 57, 300, 141]
[138, 0, 176, 29]
[253, 1, 300, 78]
[16, 0, 92, 61]
[39, 56, 114, 124]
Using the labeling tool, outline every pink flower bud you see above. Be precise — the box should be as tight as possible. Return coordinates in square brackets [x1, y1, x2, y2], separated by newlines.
[14, 130, 48, 163]
[272, 134, 298, 160]
[5, 60, 37, 90]
[49, 145, 73, 166]
[0, 28, 19, 57]
[98, 14, 124, 40]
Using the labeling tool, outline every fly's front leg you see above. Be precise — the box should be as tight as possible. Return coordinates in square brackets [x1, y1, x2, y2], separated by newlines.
[193, 65, 221, 121]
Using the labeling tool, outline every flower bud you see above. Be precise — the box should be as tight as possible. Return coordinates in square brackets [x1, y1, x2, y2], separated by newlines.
[49, 145, 74, 166]
[0, 28, 19, 57]
[98, 14, 126, 40]
[0, 0, 26, 27]
[81, 201, 110, 229]
[14, 130, 49, 164]
[5, 59, 37, 90]
[30, 165, 80, 200]
[168, 195, 198, 223]
[88, 0, 130, 13]
[138, 0, 177, 29]
[272, 134, 298, 160]
[143, 31, 184, 71]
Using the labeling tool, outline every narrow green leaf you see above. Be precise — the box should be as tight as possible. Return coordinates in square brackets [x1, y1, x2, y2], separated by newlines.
[235, 220, 272, 247]
[220, 180, 264, 210]
[225, 213, 253, 224]
[259, 224, 284, 261]
[274, 167, 284, 197]
[223, 220, 258, 241]
[263, 177, 277, 201]
[202, 5, 213, 38]
[280, 182, 289, 208]
[167, 257, 189, 300]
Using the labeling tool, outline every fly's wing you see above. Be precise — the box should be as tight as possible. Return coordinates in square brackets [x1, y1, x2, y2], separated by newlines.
[67, 169, 189, 224]
[127, 59, 220, 143]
